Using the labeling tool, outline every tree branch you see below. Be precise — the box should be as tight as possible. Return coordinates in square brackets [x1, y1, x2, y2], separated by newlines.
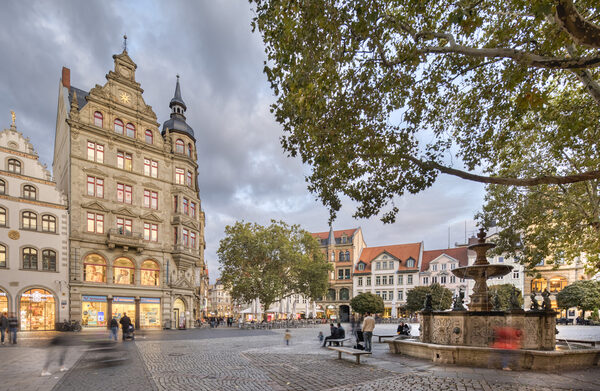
[555, 0, 600, 49]
[400, 154, 600, 186]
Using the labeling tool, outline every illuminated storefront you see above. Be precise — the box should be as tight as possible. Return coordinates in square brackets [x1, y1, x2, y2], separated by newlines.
[112, 296, 136, 327]
[1, 289, 8, 314]
[82, 295, 108, 327]
[20, 288, 56, 331]
[140, 298, 161, 328]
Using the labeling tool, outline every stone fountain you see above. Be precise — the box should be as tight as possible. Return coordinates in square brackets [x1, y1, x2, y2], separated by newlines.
[387, 228, 600, 371]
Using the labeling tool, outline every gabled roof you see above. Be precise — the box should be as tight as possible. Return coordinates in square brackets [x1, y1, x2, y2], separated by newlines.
[354, 243, 422, 274]
[421, 247, 469, 272]
[69, 86, 89, 109]
[312, 228, 357, 241]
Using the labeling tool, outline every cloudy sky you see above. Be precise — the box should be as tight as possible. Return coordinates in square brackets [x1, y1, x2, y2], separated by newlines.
[1, 1, 485, 281]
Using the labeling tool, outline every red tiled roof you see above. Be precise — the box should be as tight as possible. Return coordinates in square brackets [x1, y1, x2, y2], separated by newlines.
[421, 247, 469, 272]
[354, 243, 422, 273]
[311, 228, 358, 240]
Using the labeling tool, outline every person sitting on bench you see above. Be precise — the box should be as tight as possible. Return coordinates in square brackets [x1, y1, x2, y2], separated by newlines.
[322, 323, 343, 347]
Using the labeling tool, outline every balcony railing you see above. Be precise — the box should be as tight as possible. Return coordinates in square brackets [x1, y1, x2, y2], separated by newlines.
[106, 228, 144, 252]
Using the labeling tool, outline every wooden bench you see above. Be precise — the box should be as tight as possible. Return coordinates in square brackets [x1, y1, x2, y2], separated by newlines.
[374, 334, 397, 343]
[323, 337, 351, 347]
[328, 346, 372, 364]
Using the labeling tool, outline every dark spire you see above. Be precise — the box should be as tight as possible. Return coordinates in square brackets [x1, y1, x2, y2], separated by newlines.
[170, 74, 187, 111]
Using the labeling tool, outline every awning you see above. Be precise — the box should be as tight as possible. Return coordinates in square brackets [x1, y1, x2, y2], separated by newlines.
[240, 308, 253, 314]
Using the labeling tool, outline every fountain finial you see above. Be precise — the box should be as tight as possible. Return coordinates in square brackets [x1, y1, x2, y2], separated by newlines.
[477, 227, 487, 243]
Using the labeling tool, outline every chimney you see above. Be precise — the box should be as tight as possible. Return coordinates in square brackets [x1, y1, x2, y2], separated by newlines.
[62, 67, 70, 88]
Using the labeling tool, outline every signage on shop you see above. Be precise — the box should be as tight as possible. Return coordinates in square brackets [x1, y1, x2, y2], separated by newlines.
[82, 295, 107, 302]
[0, 292, 6, 296]
[141, 298, 160, 304]
[113, 296, 135, 303]
[22, 292, 53, 302]
[98, 312, 104, 322]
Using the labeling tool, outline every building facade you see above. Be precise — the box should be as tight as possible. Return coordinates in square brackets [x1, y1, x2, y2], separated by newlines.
[207, 279, 234, 318]
[311, 227, 366, 322]
[420, 247, 471, 297]
[53, 50, 206, 329]
[0, 120, 69, 330]
[353, 243, 422, 318]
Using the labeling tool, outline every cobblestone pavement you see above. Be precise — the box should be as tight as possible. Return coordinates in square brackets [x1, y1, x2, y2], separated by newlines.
[1, 325, 599, 391]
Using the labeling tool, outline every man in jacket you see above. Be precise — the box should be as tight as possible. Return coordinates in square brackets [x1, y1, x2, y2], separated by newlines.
[109, 317, 119, 341]
[321, 323, 339, 347]
[361, 312, 376, 352]
[0, 312, 8, 345]
[119, 313, 132, 340]
[8, 312, 18, 344]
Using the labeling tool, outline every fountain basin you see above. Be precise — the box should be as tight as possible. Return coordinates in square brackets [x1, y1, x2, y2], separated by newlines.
[386, 339, 600, 371]
[451, 264, 513, 279]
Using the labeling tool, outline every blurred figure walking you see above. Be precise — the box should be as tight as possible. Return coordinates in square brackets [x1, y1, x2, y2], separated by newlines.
[109, 317, 119, 341]
[41, 334, 70, 376]
[7, 312, 18, 344]
[491, 326, 522, 371]
[0, 312, 8, 345]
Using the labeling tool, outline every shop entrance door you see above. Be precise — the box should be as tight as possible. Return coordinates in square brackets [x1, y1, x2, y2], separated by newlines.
[173, 308, 179, 329]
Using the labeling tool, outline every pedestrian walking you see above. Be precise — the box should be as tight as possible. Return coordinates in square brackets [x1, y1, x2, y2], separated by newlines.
[361, 312, 375, 352]
[284, 329, 291, 346]
[0, 312, 8, 345]
[109, 317, 119, 341]
[8, 312, 18, 344]
[41, 334, 70, 376]
[119, 312, 132, 340]
[318, 331, 324, 343]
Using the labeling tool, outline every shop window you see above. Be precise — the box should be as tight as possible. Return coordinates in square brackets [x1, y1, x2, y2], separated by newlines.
[22, 185, 36, 200]
[0, 244, 6, 268]
[0, 179, 5, 194]
[83, 254, 106, 282]
[141, 260, 160, 286]
[0, 207, 6, 227]
[549, 277, 568, 293]
[41, 215, 56, 233]
[126, 123, 136, 138]
[22, 247, 38, 269]
[87, 212, 104, 234]
[94, 111, 103, 128]
[114, 118, 124, 134]
[112, 297, 136, 328]
[20, 288, 55, 331]
[81, 296, 107, 327]
[8, 158, 21, 174]
[117, 151, 132, 171]
[87, 141, 104, 163]
[339, 288, 349, 301]
[42, 250, 56, 271]
[175, 139, 184, 154]
[145, 129, 153, 144]
[22, 211, 37, 230]
[531, 278, 547, 293]
[114, 257, 134, 284]
[140, 298, 161, 328]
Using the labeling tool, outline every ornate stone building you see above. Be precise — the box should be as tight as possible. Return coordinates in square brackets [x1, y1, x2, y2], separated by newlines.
[0, 119, 69, 330]
[420, 247, 471, 297]
[311, 227, 366, 321]
[53, 49, 206, 329]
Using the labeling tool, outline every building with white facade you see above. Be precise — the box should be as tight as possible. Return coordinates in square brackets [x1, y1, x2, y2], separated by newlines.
[0, 120, 69, 330]
[353, 243, 422, 318]
[420, 247, 471, 297]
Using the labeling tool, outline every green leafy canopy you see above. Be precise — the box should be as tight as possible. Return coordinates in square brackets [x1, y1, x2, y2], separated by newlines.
[217, 220, 332, 319]
[250, 0, 600, 272]
[405, 283, 453, 312]
[350, 292, 385, 314]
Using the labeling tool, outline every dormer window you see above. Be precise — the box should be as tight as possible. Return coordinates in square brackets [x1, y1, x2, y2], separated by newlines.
[406, 258, 416, 268]
[358, 263, 365, 271]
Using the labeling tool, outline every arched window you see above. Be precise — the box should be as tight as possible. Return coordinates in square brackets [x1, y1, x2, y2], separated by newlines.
[83, 254, 106, 282]
[126, 123, 136, 138]
[22, 247, 38, 269]
[41, 215, 56, 233]
[175, 139, 184, 154]
[0, 207, 6, 227]
[114, 257, 134, 284]
[114, 118, 124, 134]
[549, 277, 568, 293]
[145, 129, 153, 144]
[406, 258, 415, 268]
[23, 185, 36, 200]
[187, 143, 192, 157]
[339, 252, 344, 262]
[94, 111, 103, 128]
[0, 244, 6, 268]
[531, 278, 547, 293]
[8, 159, 21, 174]
[20, 288, 55, 330]
[339, 288, 350, 301]
[21, 211, 37, 230]
[345, 250, 350, 261]
[141, 260, 160, 286]
[42, 250, 56, 271]
[326, 289, 336, 301]
[0, 179, 5, 194]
